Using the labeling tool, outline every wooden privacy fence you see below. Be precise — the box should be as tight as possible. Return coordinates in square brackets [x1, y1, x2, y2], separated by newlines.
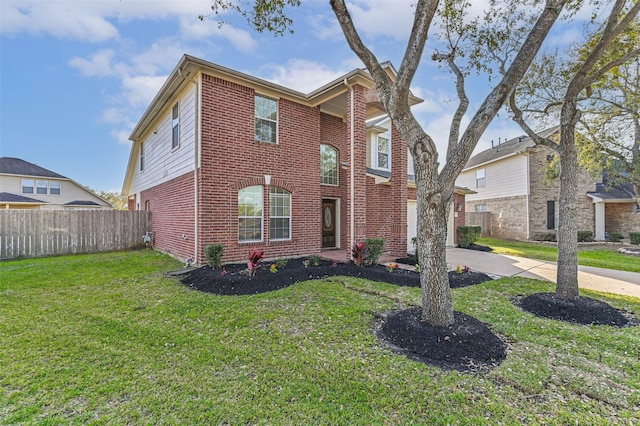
[465, 212, 492, 237]
[0, 210, 152, 259]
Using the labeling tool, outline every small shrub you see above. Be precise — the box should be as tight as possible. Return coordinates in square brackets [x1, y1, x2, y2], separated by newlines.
[577, 231, 594, 242]
[204, 244, 224, 268]
[247, 247, 264, 276]
[308, 255, 321, 266]
[364, 238, 385, 266]
[275, 258, 288, 269]
[352, 242, 369, 267]
[533, 232, 557, 242]
[608, 233, 623, 243]
[386, 263, 398, 272]
[630, 232, 640, 245]
[457, 226, 482, 248]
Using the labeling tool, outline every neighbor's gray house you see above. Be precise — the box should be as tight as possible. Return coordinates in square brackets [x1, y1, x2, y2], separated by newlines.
[455, 128, 640, 241]
[0, 157, 112, 210]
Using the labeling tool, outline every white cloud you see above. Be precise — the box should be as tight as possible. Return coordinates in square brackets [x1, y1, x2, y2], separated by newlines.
[259, 59, 348, 93]
[69, 49, 130, 77]
[121, 74, 168, 108]
[180, 18, 257, 53]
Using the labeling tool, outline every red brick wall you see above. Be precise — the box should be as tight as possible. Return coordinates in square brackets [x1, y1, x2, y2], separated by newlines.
[197, 74, 322, 264]
[141, 172, 195, 261]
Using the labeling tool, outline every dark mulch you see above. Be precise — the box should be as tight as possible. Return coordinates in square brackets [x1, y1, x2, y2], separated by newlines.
[515, 292, 633, 327]
[463, 243, 493, 252]
[179, 259, 493, 295]
[376, 308, 506, 373]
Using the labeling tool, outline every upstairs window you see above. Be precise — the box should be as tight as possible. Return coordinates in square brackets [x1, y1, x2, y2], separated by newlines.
[140, 142, 145, 171]
[22, 179, 34, 194]
[172, 102, 180, 149]
[36, 180, 48, 195]
[255, 95, 278, 143]
[49, 181, 61, 195]
[238, 186, 263, 242]
[374, 135, 390, 170]
[476, 168, 485, 188]
[270, 187, 291, 240]
[321, 144, 338, 186]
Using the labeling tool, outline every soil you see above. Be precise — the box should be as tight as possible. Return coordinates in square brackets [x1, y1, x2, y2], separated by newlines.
[515, 292, 634, 327]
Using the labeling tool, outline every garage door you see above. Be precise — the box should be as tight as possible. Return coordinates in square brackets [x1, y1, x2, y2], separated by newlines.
[407, 200, 417, 253]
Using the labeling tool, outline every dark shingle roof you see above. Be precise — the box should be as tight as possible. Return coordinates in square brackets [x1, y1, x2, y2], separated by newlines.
[0, 157, 67, 179]
[64, 200, 101, 206]
[0, 192, 47, 204]
[588, 177, 636, 201]
[464, 127, 560, 170]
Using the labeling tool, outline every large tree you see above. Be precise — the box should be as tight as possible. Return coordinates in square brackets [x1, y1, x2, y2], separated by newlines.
[207, 0, 568, 326]
[510, 0, 639, 300]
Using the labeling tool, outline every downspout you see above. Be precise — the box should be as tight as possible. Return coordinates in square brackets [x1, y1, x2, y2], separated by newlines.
[344, 78, 355, 258]
[178, 68, 200, 266]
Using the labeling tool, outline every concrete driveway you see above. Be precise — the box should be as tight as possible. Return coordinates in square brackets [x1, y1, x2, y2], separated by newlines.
[446, 247, 640, 299]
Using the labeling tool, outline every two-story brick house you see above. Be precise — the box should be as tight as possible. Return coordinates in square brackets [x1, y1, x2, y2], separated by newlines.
[456, 127, 640, 240]
[123, 55, 433, 265]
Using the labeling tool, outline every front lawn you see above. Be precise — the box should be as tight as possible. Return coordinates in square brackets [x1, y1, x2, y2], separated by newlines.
[478, 237, 640, 273]
[1, 251, 639, 424]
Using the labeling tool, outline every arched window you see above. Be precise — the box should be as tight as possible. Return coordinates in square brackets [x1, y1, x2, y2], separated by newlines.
[270, 187, 291, 240]
[321, 144, 338, 186]
[238, 186, 263, 242]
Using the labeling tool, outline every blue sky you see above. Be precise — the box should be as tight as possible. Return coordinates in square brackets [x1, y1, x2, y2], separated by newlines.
[0, 0, 585, 193]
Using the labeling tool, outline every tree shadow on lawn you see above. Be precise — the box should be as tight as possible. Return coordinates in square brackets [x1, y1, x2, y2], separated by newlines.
[178, 258, 635, 373]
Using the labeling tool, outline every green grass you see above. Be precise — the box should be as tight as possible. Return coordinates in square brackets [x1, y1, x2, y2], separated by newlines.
[1, 251, 639, 424]
[478, 237, 640, 273]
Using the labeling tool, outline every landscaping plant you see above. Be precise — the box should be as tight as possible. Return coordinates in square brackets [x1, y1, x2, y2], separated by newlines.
[247, 247, 264, 276]
[351, 241, 368, 267]
[364, 238, 385, 267]
[204, 244, 224, 268]
[457, 226, 482, 248]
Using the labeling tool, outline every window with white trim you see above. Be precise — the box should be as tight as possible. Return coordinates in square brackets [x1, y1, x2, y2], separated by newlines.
[36, 180, 48, 195]
[476, 168, 485, 188]
[321, 144, 338, 186]
[238, 185, 263, 242]
[475, 204, 488, 212]
[49, 181, 61, 195]
[270, 187, 291, 240]
[22, 179, 34, 194]
[255, 95, 278, 143]
[374, 135, 390, 170]
[171, 102, 180, 149]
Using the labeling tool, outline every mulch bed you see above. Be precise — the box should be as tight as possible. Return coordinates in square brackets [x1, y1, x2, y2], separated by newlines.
[515, 292, 634, 327]
[375, 308, 506, 373]
[179, 259, 493, 295]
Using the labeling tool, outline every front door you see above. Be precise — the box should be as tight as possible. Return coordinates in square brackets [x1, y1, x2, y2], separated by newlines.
[322, 199, 336, 248]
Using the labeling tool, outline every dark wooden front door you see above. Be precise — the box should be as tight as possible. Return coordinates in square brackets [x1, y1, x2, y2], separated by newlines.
[322, 199, 336, 248]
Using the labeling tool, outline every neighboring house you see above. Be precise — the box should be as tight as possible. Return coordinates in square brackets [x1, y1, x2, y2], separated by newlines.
[0, 157, 112, 210]
[456, 128, 640, 240]
[122, 55, 470, 265]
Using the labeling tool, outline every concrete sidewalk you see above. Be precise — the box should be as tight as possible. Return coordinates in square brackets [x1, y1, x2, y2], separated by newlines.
[446, 247, 640, 298]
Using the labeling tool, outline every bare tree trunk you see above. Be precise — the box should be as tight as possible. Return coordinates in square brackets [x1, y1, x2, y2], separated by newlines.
[414, 154, 453, 326]
[556, 105, 580, 299]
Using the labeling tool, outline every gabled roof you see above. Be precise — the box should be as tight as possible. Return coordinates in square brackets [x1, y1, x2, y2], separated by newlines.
[0, 157, 67, 179]
[0, 192, 47, 204]
[464, 127, 560, 170]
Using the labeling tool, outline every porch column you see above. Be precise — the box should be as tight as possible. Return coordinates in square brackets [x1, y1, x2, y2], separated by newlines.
[594, 201, 606, 240]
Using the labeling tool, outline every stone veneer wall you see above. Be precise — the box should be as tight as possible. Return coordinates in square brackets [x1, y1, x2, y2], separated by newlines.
[605, 203, 640, 235]
[527, 146, 597, 238]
